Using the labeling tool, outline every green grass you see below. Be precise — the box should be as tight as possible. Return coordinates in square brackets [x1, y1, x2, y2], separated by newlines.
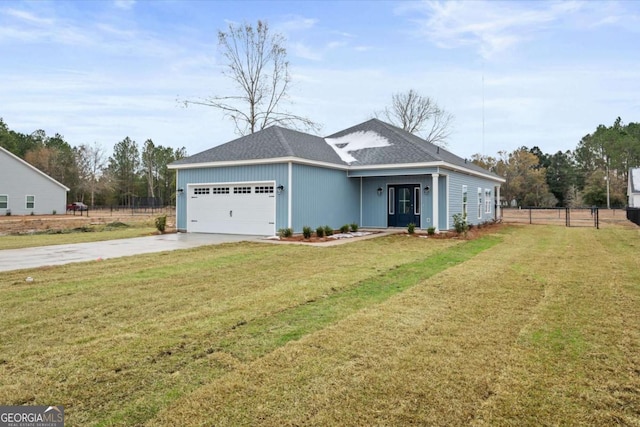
[0, 223, 157, 250]
[1, 224, 639, 426]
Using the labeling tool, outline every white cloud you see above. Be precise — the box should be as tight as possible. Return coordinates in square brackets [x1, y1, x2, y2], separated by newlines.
[401, 0, 585, 59]
[278, 16, 318, 32]
[114, 0, 136, 10]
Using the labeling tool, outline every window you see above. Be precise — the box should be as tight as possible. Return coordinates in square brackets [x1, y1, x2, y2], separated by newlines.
[462, 185, 467, 218]
[0, 195, 7, 209]
[388, 187, 395, 215]
[485, 189, 492, 213]
[26, 195, 35, 209]
[414, 187, 420, 215]
[254, 186, 274, 194]
[478, 187, 483, 219]
[234, 186, 251, 194]
[211, 187, 229, 194]
[194, 187, 210, 195]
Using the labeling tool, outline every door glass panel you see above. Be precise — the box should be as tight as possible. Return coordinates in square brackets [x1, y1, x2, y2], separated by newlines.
[399, 188, 411, 214]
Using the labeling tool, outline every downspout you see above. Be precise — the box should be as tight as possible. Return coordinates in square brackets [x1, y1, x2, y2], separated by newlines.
[287, 162, 293, 229]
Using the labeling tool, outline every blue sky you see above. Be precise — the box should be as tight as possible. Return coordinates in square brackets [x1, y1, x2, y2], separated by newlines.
[1, 0, 639, 160]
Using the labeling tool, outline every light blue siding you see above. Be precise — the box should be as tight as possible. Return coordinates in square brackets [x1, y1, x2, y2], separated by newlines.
[446, 171, 496, 226]
[291, 164, 359, 232]
[176, 164, 288, 231]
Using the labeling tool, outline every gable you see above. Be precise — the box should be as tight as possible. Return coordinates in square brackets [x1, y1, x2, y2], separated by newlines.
[0, 146, 69, 191]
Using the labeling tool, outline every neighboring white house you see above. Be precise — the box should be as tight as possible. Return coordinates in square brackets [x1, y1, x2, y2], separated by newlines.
[0, 146, 69, 215]
[629, 168, 640, 208]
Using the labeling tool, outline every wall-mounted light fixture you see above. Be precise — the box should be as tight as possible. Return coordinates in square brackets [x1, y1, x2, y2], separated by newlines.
[377, 187, 383, 196]
[177, 188, 184, 194]
[277, 185, 285, 194]
[423, 185, 430, 194]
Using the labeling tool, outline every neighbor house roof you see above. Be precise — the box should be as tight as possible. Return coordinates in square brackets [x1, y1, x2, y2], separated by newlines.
[169, 119, 503, 181]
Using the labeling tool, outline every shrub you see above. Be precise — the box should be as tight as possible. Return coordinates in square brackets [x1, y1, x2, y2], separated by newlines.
[5, 209, 11, 216]
[407, 222, 416, 234]
[155, 215, 167, 233]
[316, 226, 325, 238]
[323, 225, 334, 236]
[52, 210, 57, 215]
[30, 211, 34, 216]
[340, 224, 350, 233]
[427, 226, 436, 235]
[302, 226, 312, 239]
[278, 227, 293, 238]
[350, 222, 359, 232]
[453, 213, 469, 235]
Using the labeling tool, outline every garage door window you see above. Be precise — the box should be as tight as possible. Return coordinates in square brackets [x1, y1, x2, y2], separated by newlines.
[194, 187, 210, 195]
[234, 186, 251, 194]
[255, 186, 274, 193]
[212, 187, 229, 194]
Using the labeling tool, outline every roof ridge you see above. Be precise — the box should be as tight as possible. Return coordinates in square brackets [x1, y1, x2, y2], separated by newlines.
[273, 126, 295, 157]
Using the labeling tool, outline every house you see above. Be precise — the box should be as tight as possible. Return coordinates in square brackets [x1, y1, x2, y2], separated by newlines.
[628, 168, 640, 208]
[169, 119, 505, 235]
[0, 146, 69, 215]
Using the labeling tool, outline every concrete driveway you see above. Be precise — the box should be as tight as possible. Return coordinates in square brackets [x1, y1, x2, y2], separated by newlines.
[0, 233, 261, 272]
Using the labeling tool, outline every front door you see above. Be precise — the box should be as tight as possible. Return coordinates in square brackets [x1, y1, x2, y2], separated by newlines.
[388, 185, 420, 227]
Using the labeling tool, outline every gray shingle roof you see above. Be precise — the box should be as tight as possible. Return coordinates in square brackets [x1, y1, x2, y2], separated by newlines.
[170, 119, 501, 180]
[170, 126, 346, 166]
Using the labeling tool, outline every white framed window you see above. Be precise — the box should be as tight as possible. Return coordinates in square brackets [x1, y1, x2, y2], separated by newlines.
[414, 187, 420, 215]
[478, 187, 483, 219]
[462, 185, 467, 218]
[0, 195, 7, 209]
[388, 187, 395, 215]
[194, 187, 210, 195]
[233, 186, 251, 194]
[485, 189, 492, 213]
[26, 195, 35, 209]
[211, 187, 229, 194]
[254, 186, 274, 194]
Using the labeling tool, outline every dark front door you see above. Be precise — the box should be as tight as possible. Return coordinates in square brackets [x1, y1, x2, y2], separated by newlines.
[388, 185, 420, 227]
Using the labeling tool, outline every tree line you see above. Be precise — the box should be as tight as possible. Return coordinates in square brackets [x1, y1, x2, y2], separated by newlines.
[472, 117, 640, 208]
[0, 118, 186, 208]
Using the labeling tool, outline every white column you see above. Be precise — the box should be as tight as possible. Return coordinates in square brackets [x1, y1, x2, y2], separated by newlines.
[432, 173, 439, 232]
[496, 185, 501, 220]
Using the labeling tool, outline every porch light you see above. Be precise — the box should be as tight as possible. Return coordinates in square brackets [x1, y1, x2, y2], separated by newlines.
[177, 188, 184, 194]
[377, 187, 383, 196]
[424, 186, 430, 193]
[277, 185, 285, 194]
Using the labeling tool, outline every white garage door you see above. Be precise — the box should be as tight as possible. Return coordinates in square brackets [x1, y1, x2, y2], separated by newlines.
[187, 182, 276, 235]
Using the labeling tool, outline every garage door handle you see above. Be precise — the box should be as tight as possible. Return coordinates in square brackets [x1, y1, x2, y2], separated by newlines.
[229, 210, 233, 217]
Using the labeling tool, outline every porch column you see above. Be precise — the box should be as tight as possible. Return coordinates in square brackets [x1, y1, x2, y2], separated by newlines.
[496, 185, 501, 220]
[432, 173, 439, 231]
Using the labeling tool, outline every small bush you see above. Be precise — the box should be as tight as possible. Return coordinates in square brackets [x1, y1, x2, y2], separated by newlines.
[30, 211, 34, 216]
[52, 210, 57, 215]
[340, 224, 350, 233]
[278, 227, 293, 238]
[350, 222, 359, 232]
[316, 226, 325, 238]
[323, 225, 334, 236]
[302, 226, 312, 239]
[5, 209, 11, 216]
[155, 215, 167, 233]
[407, 222, 416, 234]
[427, 226, 436, 235]
[453, 213, 469, 235]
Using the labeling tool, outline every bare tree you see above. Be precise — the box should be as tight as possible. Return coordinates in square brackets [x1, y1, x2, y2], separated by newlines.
[75, 142, 106, 206]
[377, 89, 453, 146]
[185, 20, 318, 135]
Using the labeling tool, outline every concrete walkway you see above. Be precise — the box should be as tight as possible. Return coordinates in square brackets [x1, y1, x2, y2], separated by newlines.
[0, 233, 260, 272]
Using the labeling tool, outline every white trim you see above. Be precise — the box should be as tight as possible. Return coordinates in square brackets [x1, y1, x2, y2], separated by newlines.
[432, 174, 439, 232]
[359, 177, 363, 227]
[169, 156, 350, 171]
[287, 162, 292, 229]
[0, 146, 70, 191]
[169, 155, 505, 184]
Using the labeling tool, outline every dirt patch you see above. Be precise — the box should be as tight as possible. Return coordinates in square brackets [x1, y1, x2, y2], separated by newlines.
[0, 210, 175, 235]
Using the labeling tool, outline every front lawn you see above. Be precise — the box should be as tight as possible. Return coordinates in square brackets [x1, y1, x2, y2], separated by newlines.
[1, 224, 638, 426]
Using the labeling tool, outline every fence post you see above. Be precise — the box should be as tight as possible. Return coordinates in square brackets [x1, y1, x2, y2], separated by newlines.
[566, 207, 570, 227]
[595, 208, 599, 229]
[529, 208, 532, 224]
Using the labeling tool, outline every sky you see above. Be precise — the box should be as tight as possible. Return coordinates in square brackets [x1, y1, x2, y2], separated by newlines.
[1, 0, 639, 160]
